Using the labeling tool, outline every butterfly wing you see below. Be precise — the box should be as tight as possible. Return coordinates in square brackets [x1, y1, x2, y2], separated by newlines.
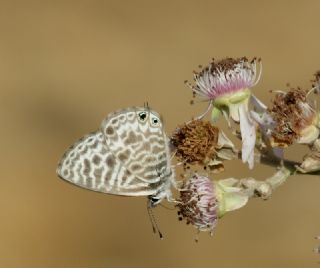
[101, 107, 171, 183]
[57, 131, 160, 196]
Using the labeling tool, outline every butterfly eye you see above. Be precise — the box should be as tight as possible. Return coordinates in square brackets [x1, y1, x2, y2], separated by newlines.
[151, 116, 160, 126]
[138, 112, 147, 122]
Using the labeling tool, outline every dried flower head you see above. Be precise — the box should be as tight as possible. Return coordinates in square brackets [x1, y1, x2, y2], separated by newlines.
[170, 119, 219, 165]
[269, 88, 319, 147]
[187, 57, 261, 101]
[176, 174, 218, 234]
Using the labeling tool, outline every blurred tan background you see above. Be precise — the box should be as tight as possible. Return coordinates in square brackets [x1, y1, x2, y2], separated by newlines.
[1, 0, 320, 267]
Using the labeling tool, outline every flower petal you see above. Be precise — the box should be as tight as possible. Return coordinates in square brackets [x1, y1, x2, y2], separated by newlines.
[239, 102, 256, 169]
[217, 130, 235, 149]
[222, 192, 249, 212]
[250, 94, 267, 112]
[229, 102, 241, 122]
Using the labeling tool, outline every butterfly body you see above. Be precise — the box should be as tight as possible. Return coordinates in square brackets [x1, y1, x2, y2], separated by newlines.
[57, 107, 174, 206]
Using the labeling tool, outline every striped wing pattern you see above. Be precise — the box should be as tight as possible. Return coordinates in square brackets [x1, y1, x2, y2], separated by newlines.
[101, 107, 169, 183]
[57, 107, 172, 197]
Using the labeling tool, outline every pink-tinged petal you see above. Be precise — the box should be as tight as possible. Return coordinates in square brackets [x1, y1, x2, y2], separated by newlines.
[239, 102, 256, 169]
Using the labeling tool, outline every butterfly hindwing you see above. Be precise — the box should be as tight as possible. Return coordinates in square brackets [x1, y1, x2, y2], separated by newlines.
[57, 131, 159, 196]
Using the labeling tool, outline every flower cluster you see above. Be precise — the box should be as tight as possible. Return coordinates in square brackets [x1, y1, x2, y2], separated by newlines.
[172, 56, 320, 244]
[185, 57, 261, 169]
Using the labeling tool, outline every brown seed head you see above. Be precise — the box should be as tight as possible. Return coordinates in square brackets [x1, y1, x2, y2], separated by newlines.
[170, 120, 219, 164]
[269, 88, 315, 146]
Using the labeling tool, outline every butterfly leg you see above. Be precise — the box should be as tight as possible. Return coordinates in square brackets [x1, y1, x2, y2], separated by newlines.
[147, 199, 163, 239]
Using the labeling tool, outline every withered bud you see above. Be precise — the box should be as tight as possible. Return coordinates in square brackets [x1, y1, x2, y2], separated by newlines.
[170, 119, 219, 165]
[269, 88, 317, 147]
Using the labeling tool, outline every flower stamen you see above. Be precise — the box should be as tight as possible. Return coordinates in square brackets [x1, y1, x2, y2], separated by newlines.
[176, 174, 218, 234]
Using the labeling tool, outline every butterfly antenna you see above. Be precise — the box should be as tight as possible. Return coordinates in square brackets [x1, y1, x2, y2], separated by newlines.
[147, 202, 163, 240]
[143, 102, 150, 110]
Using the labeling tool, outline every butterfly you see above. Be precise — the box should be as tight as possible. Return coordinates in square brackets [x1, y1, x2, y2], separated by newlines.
[56, 106, 175, 208]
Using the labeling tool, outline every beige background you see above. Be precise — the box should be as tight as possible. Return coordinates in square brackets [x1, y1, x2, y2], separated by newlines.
[1, 0, 320, 267]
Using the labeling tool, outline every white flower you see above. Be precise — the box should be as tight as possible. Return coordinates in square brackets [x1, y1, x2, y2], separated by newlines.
[189, 57, 261, 101]
[186, 57, 262, 169]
